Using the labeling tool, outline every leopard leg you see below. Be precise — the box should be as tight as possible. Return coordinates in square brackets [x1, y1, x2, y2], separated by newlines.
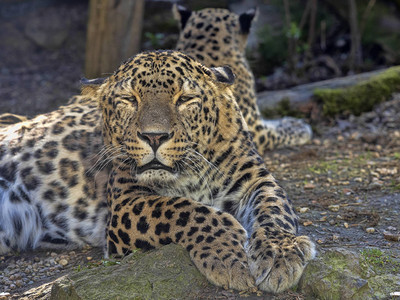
[235, 173, 316, 293]
[106, 181, 255, 291]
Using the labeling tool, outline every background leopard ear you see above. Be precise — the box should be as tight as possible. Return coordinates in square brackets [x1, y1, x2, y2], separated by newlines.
[209, 66, 235, 86]
[80, 77, 107, 96]
[172, 4, 192, 30]
[239, 8, 258, 34]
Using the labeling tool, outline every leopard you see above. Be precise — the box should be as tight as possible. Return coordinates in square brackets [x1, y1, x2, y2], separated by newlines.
[0, 94, 108, 253]
[0, 49, 315, 293]
[0, 6, 312, 156]
[97, 49, 315, 293]
[173, 5, 312, 155]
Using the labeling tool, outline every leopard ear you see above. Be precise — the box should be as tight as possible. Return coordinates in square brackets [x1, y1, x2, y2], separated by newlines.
[239, 8, 258, 34]
[172, 4, 192, 30]
[209, 66, 235, 86]
[80, 77, 107, 96]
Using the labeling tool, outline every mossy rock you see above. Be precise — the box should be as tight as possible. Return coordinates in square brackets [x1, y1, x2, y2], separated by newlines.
[298, 248, 400, 300]
[314, 66, 400, 116]
[50, 244, 211, 300]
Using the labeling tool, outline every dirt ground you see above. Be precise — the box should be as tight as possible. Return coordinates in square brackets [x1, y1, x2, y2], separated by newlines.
[0, 2, 399, 299]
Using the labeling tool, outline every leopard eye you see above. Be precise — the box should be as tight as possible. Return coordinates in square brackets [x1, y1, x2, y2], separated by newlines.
[176, 95, 198, 106]
[121, 96, 138, 107]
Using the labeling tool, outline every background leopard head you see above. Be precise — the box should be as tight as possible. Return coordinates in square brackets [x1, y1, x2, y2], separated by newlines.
[173, 5, 257, 59]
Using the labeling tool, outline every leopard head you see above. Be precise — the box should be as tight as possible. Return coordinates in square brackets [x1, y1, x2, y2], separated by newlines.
[173, 5, 257, 54]
[88, 50, 245, 185]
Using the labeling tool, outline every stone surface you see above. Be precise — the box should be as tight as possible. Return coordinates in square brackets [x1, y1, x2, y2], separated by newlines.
[298, 248, 400, 300]
[50, 244, 211, 300]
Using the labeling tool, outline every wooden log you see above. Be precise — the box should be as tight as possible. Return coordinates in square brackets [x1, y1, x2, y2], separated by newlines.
[85, 0, 145, 78]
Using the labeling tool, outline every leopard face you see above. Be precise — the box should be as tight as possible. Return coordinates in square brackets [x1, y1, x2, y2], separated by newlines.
[98, 50, 238, 186]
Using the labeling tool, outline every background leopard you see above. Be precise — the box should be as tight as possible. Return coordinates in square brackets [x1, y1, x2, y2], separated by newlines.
[173, 5, 312, 154]
[99, 50, 315, 293]
[0, 8, 315, 294]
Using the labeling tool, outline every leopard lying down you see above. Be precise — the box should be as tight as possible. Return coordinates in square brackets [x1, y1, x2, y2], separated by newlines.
[0, 50, 314, 293]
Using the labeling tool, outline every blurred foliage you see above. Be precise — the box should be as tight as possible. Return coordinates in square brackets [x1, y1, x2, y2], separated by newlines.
[257, 25, 287, 74]
[255, 0, 336, 75]
[144, 32, 165, 49]
[255, 0, 400, 77]
[359, 1, 400, 64]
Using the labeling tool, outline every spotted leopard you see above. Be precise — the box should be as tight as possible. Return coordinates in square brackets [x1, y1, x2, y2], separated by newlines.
[0, 113, 28, 128]
[97, 50, 315, 293]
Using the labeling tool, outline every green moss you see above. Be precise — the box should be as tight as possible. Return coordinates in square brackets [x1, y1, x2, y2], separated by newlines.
[308, 160, 339, 175]
[314, 66, 400, 116]
[299, 249, 370, 299]
[390, 180, 400, 192]
[360, 248, 400, 276]
[261, 97, 305, 119]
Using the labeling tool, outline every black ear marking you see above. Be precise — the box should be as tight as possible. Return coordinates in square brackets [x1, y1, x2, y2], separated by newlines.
[80, 77, 107, 96]
[239, 8, 257, 34]
[210, 66, 235, 85]
[172, 4, 192, 30]
[81, 77, 107, 86]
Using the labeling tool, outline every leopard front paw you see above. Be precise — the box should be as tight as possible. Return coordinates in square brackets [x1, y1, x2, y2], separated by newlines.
[191, 241, 255, 291]
[247, 228, 315, 293]
[185, 213, 255, 291]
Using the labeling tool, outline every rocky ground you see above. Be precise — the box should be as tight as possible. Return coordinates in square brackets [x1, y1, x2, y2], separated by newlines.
[1, 96, 399, 299]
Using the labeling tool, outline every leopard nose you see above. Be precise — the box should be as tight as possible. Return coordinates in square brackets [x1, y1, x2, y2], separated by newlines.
[137, 131, 174, 152]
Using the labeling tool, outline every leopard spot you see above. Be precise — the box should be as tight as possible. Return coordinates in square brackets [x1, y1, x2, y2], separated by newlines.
[117, 229, 131, 245]
[137, 216, 149, 234]
[134, 239, 155, 251]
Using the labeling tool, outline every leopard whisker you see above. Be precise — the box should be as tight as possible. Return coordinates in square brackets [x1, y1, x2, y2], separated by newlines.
[87, 144, 124, 175]
[181, 157, 214, 205]
[186, 149, 224, 180]
[86, 145, 114, 174]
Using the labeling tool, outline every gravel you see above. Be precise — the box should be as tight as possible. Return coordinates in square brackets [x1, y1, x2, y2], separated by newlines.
[0, 247, 103, 298]
[1, 252, 67, 293]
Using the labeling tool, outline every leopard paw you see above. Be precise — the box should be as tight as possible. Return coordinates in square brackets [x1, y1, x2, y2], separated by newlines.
[196, 244, 255, 291]
[247, 228, 315, 293]
[185, 212, 255, 291]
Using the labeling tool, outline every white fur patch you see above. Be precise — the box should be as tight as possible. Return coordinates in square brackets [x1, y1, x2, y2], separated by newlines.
[0, 183, 42, 254]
